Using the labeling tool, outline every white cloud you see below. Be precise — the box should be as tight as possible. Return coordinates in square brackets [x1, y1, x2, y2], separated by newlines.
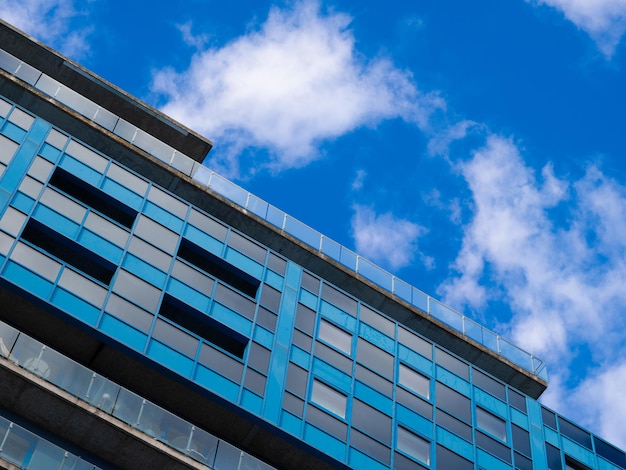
[440, 134, 626, 445]
[528, 0, 626, 57]
[0, 0, 93, 59]
[351, 204, 428, 271]
[151, 1, 443, 178]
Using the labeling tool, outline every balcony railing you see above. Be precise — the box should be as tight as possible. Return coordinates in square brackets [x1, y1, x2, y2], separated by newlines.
[0, 47, 547, 382]
[0, 321, 275, 470]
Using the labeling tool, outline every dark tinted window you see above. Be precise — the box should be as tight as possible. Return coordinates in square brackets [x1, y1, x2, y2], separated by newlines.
[436, 382, 471, 422]
[436, 445, 473, 470]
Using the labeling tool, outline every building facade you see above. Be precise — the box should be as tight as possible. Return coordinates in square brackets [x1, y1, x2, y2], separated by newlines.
[0, 19, 624, 470]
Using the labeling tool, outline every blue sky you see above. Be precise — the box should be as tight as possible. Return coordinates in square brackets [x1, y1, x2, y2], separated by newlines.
[3, 0, 626, 450]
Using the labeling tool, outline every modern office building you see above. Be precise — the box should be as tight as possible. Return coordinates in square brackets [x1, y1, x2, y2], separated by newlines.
[0, 18, 624, 470]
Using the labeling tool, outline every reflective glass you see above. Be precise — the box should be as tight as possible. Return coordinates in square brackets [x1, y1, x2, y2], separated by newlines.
[476, 407, 507, 442]
[352, 399, 391, 444]
[311, 380, 346, 418]
[318, 319, 352, 355]
[399, 363, 430, 399]
[397, 426, 430, 465]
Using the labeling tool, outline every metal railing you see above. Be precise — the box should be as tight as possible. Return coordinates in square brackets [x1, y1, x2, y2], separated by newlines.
[0, 321, 275, 470]
[0, 47, 547, 382]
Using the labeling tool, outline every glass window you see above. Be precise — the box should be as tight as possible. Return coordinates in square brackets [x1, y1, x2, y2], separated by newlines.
[306, 405, 347, 440]
[473, 369, 505, 401]
[321, 283, 357, 315]
[352, 399, 392, 445]
[152, 318, 199, 358]
[295, 303, 315, 335]
[214, 283, 256, 320]
[396, 387, 432, 419]
[594, 437, 626, 468]
[435, 348, 469, 380]
[356, 338, 393, 379]
[244, 368, 266, 396]
[293, 329, 313, 352]
[65, 139, 106, 171]
[247, 343, 271, 374]
[508, 388, 527, 413]
[286, 363, 308, 397]
[267, 252, 286, 276]
[351, 429, 390, 465]
[436, 444, 473, 470]
[476, 431, 511, 463]
[546, 443, 563, 470]
[437, 410, 472, 441]
[256, 307, 277, 332]
[318, 319, 352, 355]
[198, 343, 244, 383]
[435, 382, 471, 423]
[228, 232, 267, 264]
[399, 363, 430, 399]
[259, 284, 281, 312]
[511, 424, 530, 456]
[542, 406, 557, 429]
[189, 208, 228, 242]
[314, 342, 352, 374]
[477, 407, 507, 442]
[356, 364, 393, 395]
[147, 186, 186, 217]
[107, 163, 149, 196]
[360, 305, 395, 338]
[558, 418, 592, 450]
[301, 271, 320, 294]
[311, 380, 346, 419]
[283, 391, 304, 417]
[397, 427, 430, 465]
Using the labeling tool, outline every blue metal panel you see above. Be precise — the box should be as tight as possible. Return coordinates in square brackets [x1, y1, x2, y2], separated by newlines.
[358, 323, 394, 354]
[252, 325, 274, 349]
[101, 178, 145, 211]
[210, 302, 252, 337]
[348, 448, 389, 470]
[436, 366, 471, 396]
[0, 120, 49, 208]
[353, 381, 393, 415]
[38, 143, 61, 162]
[224, 247, 264, 280]
[240, 389, 263, 415]
[398, 344, 433, 376]
[11, 192, 35, 213]
[183, 224, 224, 257]
[474, 387, 508, 418]
[312, 358, 351, 394]
[562, 437, 597, 468]
[32, 205, 80, 240]
[527, 399, 549, 469]
[99, 314, 147, 352]
[263, 261, 301, 423]
[51, 288, 100, 326]
[476, 448, 513, 470]
[320, 300, 357, 332]
[122, 254, 167, 288]
[166, 278, 211, 313]
[78, 230, 124, 264]
[3, 260, 54, 300]
[303, 424, 346, 463]
[195, 365, 239, 403]
[436, 426, 474, 461]
[280, 411, 302, 437]
[396, 404, 433, 439]
[58, 155, 102, 186]
[146, 340, 194, 378]
[289, 346, 310, 369]
[143, 201, 184, 232]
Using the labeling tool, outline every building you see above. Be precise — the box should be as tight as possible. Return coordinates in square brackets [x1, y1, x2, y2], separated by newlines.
[0, 18, 624, 470]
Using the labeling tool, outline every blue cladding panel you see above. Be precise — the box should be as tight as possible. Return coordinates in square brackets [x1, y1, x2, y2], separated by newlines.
[143, 201, 184, 232]
[396, 405, 433, 439]
[4, 260, 54, 299]
[183, 224, 223, 257]
[147, 340, 194, 377]
[1, 121, 27, 142]
[122, 254, 167, 288]
[51, 288, 100, 326]
[240, 389, 263, 415]
[224, 247, 263, 280]
[100, 314, 147, 352]
[38, 143, 61, 161]
[398, 344, 433, 376]
[166, 278, 211, 313]
[78, 230, 124, 264]
[211, 302, 252, 337]
[312, 359, 351, 394]
[349, 448, 389, 470]
[436, 427, 474, 461]
[304, 424, 346, 462]
[195, 365, 239, 403]
[12, 192, 34, 213]
[320, 301, 357, 332]
[358, 323, 394, 354]
[32, 206, 80, 240]
[280, 411, 302, 437]
[476, 448, 512, 470]
[101, 178, 144, 210]
[353, 382, 392, 415]
[252, 325, 274, 349]
[59, 155, 102, 186]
